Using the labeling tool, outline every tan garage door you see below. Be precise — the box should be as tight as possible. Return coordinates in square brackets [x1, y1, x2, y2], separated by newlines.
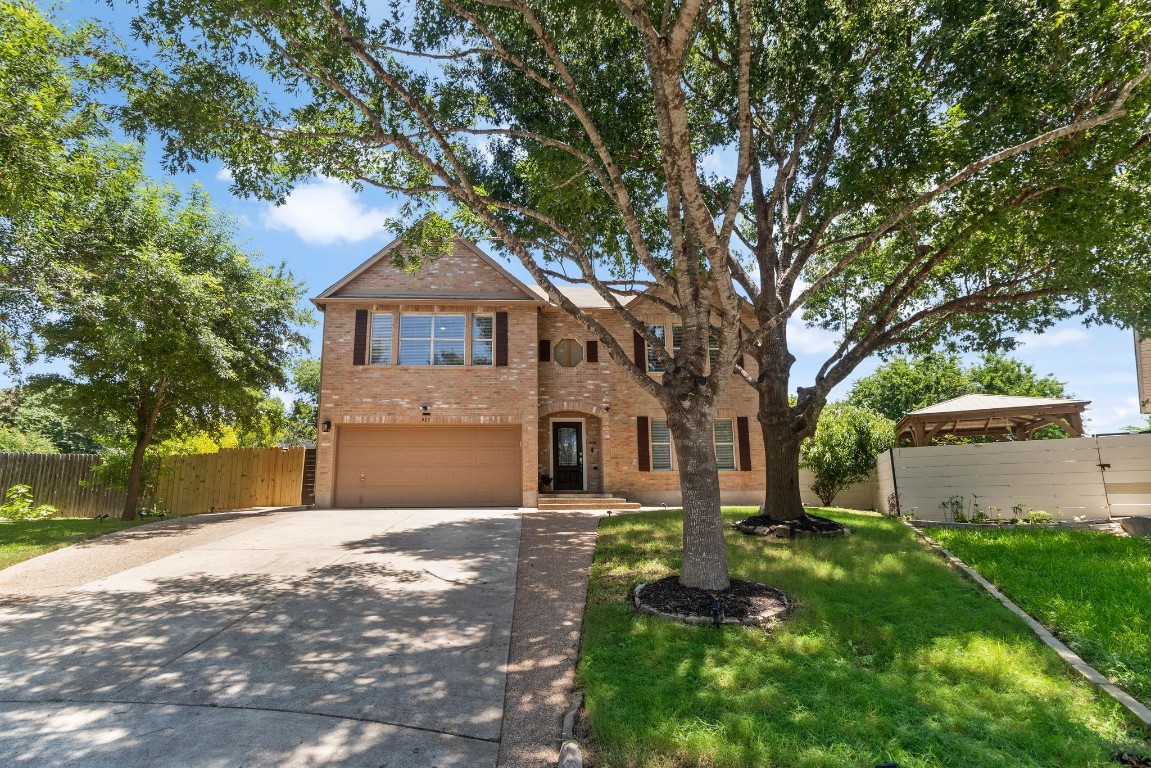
[335, 425, 522, 508]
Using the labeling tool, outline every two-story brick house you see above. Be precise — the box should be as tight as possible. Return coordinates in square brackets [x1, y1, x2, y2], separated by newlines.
[311, 235, 765, 509]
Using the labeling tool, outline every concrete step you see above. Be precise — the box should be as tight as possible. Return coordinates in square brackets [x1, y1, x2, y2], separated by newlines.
[539, 493, 615, 499]
[537, 498, 641, 511]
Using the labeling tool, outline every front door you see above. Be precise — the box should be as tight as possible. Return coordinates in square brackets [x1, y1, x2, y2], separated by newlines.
[552, 422, 584, 491]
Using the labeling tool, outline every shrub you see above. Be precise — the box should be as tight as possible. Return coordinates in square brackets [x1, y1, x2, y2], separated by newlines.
[0, 484, 57, 520]
[801, 403, 895, 505]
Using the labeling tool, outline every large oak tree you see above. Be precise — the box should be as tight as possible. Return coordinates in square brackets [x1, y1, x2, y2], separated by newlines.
[117, 0, 1151, 581]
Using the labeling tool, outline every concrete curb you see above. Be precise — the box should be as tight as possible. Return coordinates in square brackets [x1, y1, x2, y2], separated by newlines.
[557, 691, 584, 768]
[906, 521, 1151, 731]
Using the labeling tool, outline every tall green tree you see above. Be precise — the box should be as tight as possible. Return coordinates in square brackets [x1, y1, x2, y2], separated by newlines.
[34, 183, 309, 519]
[848, 353, 1070, 421]
[0, 0, 113, 363]
[117, 0, 1151, 580]
[0, 386, 106, 453]
[285, 358, 320, 445]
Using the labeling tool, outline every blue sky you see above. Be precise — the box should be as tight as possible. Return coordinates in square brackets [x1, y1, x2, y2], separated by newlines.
[27, 1, 1147, 433]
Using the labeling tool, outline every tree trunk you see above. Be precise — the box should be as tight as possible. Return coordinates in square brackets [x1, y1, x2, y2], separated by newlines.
[668, 406, 730, 591]
[121, 430, 149, 521]
[757, 385, 807, 523]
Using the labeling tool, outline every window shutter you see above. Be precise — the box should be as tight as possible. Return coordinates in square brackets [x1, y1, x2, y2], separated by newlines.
[353, 309, 368, 366]
[539, 339, 551, 362]
[637, 416, 651, 472]
[586, 340, 599, 363]
[737, 416, 752, 471]
[633, 330, 645, 367]
[495, 311, 509, 366]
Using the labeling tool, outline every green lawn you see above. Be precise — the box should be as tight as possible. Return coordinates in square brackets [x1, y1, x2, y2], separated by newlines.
[578, 508, 1149, 768]
[0, 517, 147, 570]
[929, 526, 1151, 709]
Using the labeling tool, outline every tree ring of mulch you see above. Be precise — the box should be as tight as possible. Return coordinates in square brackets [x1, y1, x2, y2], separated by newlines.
[633, 576, 792, 627]
[734, 513, 850, 539]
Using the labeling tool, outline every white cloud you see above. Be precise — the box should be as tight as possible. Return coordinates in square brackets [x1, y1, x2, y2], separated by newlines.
[262, 178, 394, 245]
[787, 317, 840, 355]
[1085, 396, 1141, 434]
[1017, 327, 1090, 351]
[215, 167, 234, 182]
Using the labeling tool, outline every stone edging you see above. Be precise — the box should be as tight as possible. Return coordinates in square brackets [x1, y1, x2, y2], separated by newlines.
[906, 521, 1151, 731]
[557, 690, 584, 768]
[910, 519, 1101, 531]
[733, 521, 851, 539]
[633, 582, 792, 627]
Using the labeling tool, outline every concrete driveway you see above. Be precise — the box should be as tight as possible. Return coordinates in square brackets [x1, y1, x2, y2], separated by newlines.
[0, 508, 523, 767]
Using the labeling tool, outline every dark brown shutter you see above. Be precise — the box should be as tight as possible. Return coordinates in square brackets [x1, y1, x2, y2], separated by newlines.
[539, 339, 551, 362]
[737, 416, 752, 471]
[353, 309, 368, 366]
[495, 311, 509, 366]
[637, 416, 651, 472]
[586, 340, 599, 362]
[633, 330, 645, 368]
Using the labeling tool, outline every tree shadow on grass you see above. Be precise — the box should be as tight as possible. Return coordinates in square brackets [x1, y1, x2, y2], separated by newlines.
[579, 509, 1149, 768]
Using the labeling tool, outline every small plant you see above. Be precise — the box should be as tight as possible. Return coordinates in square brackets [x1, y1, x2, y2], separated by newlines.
[940, 495, 966, 522]
[1011, 502, 1028, 522]
[971, 508, 990, 524]
[1026, 509, 1052, 525]
[0, 484, 58, 521]
[137, 505, 169, 519]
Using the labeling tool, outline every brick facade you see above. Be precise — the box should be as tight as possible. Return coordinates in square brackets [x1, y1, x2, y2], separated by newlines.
[313, 236, 766, 507]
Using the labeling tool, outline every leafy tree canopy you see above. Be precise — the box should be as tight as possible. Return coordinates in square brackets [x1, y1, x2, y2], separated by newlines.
[848, 352, 1070, 423]
[33, 178, 310, 517]
[0, 385, 106, 453]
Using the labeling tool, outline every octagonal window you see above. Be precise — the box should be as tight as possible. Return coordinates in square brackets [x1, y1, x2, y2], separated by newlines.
[554, 339, 584, 368]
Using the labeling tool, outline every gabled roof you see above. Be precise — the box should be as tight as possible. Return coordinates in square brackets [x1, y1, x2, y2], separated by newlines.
[906, 394, 1090, 416]
[895, 394, 1091, 446]
[526, 284, 628, 308]
[311, 234, 542, 305]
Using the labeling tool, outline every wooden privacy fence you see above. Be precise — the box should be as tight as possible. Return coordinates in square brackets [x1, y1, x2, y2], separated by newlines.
[0, 453, 126, 518]
[876, 432, 1151, 521]
[156, 447, 306, 517]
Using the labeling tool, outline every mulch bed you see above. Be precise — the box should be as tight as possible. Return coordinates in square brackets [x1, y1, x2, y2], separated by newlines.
[734, 513, 850, 539]
[633, 575, 791, 627]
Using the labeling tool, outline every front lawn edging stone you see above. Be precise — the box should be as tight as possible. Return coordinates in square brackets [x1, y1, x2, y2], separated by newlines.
[907, 520, 1151, 732]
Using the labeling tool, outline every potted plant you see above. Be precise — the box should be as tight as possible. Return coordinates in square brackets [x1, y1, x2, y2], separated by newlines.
[539, 473, 553, 494]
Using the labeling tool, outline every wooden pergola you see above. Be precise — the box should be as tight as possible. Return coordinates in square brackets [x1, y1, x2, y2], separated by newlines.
[894, 394, 1091, 447]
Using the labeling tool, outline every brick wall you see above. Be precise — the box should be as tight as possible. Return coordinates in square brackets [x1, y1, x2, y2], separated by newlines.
[314, 301, 539, 507]
[331, 240, 531, 300]
[536, 305, 766, 506]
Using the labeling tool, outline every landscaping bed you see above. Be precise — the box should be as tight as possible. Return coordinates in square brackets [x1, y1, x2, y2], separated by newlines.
[930, 526, 1151, 709]
[577, 507, 1150, 767]
[0, 517, 146, 570]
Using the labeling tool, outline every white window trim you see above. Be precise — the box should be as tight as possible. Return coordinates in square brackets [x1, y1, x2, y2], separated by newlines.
[396, 312, 472, 367]
[369, 312, 395, 365]
[648, 417, 739, 472]
[471, 313, 495, 367]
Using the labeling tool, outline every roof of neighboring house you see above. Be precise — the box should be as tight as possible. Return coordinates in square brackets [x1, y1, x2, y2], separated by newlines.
[895, 394, 1092, 446]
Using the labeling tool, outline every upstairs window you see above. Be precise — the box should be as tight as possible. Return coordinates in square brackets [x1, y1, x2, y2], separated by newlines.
[370, 313, 393, 365]
[554, 339, 583, 368]
[399, 314, 465, 365]
[472, 315, 494, 366]
[672, 325, 721, 369]
[647, 325, 666, 372]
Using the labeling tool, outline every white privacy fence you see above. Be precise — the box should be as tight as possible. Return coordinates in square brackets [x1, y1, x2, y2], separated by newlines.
[874, 432, 1151, 521]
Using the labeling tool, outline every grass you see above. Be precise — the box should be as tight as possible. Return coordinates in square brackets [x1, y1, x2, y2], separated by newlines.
[929, 526, 1151, 709]
[577, 507, 1150, 768]
[0, 517, 147, 570]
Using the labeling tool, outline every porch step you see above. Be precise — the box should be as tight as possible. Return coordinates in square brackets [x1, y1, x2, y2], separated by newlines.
[537, 495, 641, 511]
